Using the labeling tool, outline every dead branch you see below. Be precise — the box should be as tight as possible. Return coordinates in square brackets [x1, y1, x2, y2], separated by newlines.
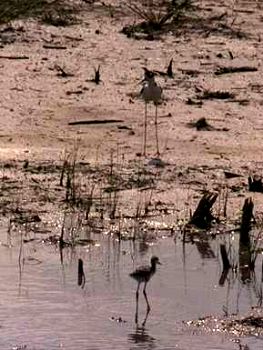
[215, 66, 257, 75]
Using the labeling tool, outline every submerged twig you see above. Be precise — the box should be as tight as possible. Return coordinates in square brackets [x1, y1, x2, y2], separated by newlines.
[78, 258, 86, 288]
[220, 244, 231, 270]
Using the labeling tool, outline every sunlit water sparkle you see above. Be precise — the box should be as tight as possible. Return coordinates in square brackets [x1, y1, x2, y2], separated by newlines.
[0, 220, 262, 350]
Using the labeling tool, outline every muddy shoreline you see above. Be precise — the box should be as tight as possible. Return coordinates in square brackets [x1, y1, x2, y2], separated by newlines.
[0, 1, 262, 349]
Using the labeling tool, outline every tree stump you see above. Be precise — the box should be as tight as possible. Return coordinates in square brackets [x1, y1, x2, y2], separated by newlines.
[188, 192, 218, 229]
[240, 197, 253, 246]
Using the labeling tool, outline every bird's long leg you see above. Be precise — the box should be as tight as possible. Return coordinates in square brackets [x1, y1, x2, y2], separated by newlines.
[143, 282, 151, 312]
[143, 102, 148, 157]
[154, 103, 160, 157]
[142, 307, 150, 328]
[135, 282, 140, 324]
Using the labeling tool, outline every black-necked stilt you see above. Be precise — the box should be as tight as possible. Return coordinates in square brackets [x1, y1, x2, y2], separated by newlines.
[140, 68, 162, 156]
[130, 256, 161, 314]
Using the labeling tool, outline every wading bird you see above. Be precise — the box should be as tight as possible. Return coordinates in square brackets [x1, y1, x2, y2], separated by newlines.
[140, 68, 162, 157]
[130, 256, 161, 323]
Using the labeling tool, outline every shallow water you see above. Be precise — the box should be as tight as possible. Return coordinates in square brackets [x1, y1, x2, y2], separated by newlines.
[0, 220, 262, 350]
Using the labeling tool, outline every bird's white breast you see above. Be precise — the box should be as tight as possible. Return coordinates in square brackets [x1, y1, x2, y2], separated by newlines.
[141, 80, 162, 104]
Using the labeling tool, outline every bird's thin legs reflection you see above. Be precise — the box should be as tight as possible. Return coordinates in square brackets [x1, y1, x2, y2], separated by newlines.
[128, 313, 155, 349]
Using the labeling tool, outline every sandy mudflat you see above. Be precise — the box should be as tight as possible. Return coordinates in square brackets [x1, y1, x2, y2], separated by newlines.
[1, 0, 263, 218]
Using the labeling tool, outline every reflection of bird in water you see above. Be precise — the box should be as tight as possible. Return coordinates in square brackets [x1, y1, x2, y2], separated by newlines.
[128, 326, 156, 346]
[130, 256, 161, 324]
[140, 68, 162, 157]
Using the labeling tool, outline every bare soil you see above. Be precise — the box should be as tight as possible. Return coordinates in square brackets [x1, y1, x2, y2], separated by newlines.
[1, 0, 263, 228]
[0, 3, 262, 346]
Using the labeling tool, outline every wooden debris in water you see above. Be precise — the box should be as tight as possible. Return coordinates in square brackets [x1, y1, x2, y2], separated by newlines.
[239, 198, 256, 282]
[78, 258, 86, 288]
[220, 244, 231, 270]
[188, 192, 218, 229]
[218, 266, 230, 286]
[240, 197, 254, 246]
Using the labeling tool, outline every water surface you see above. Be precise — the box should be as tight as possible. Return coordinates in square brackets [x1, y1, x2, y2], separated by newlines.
[0, 220, 262, 350]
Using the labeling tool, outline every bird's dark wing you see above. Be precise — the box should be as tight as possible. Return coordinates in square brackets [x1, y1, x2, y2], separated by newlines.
[132, 264, 151, 275]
